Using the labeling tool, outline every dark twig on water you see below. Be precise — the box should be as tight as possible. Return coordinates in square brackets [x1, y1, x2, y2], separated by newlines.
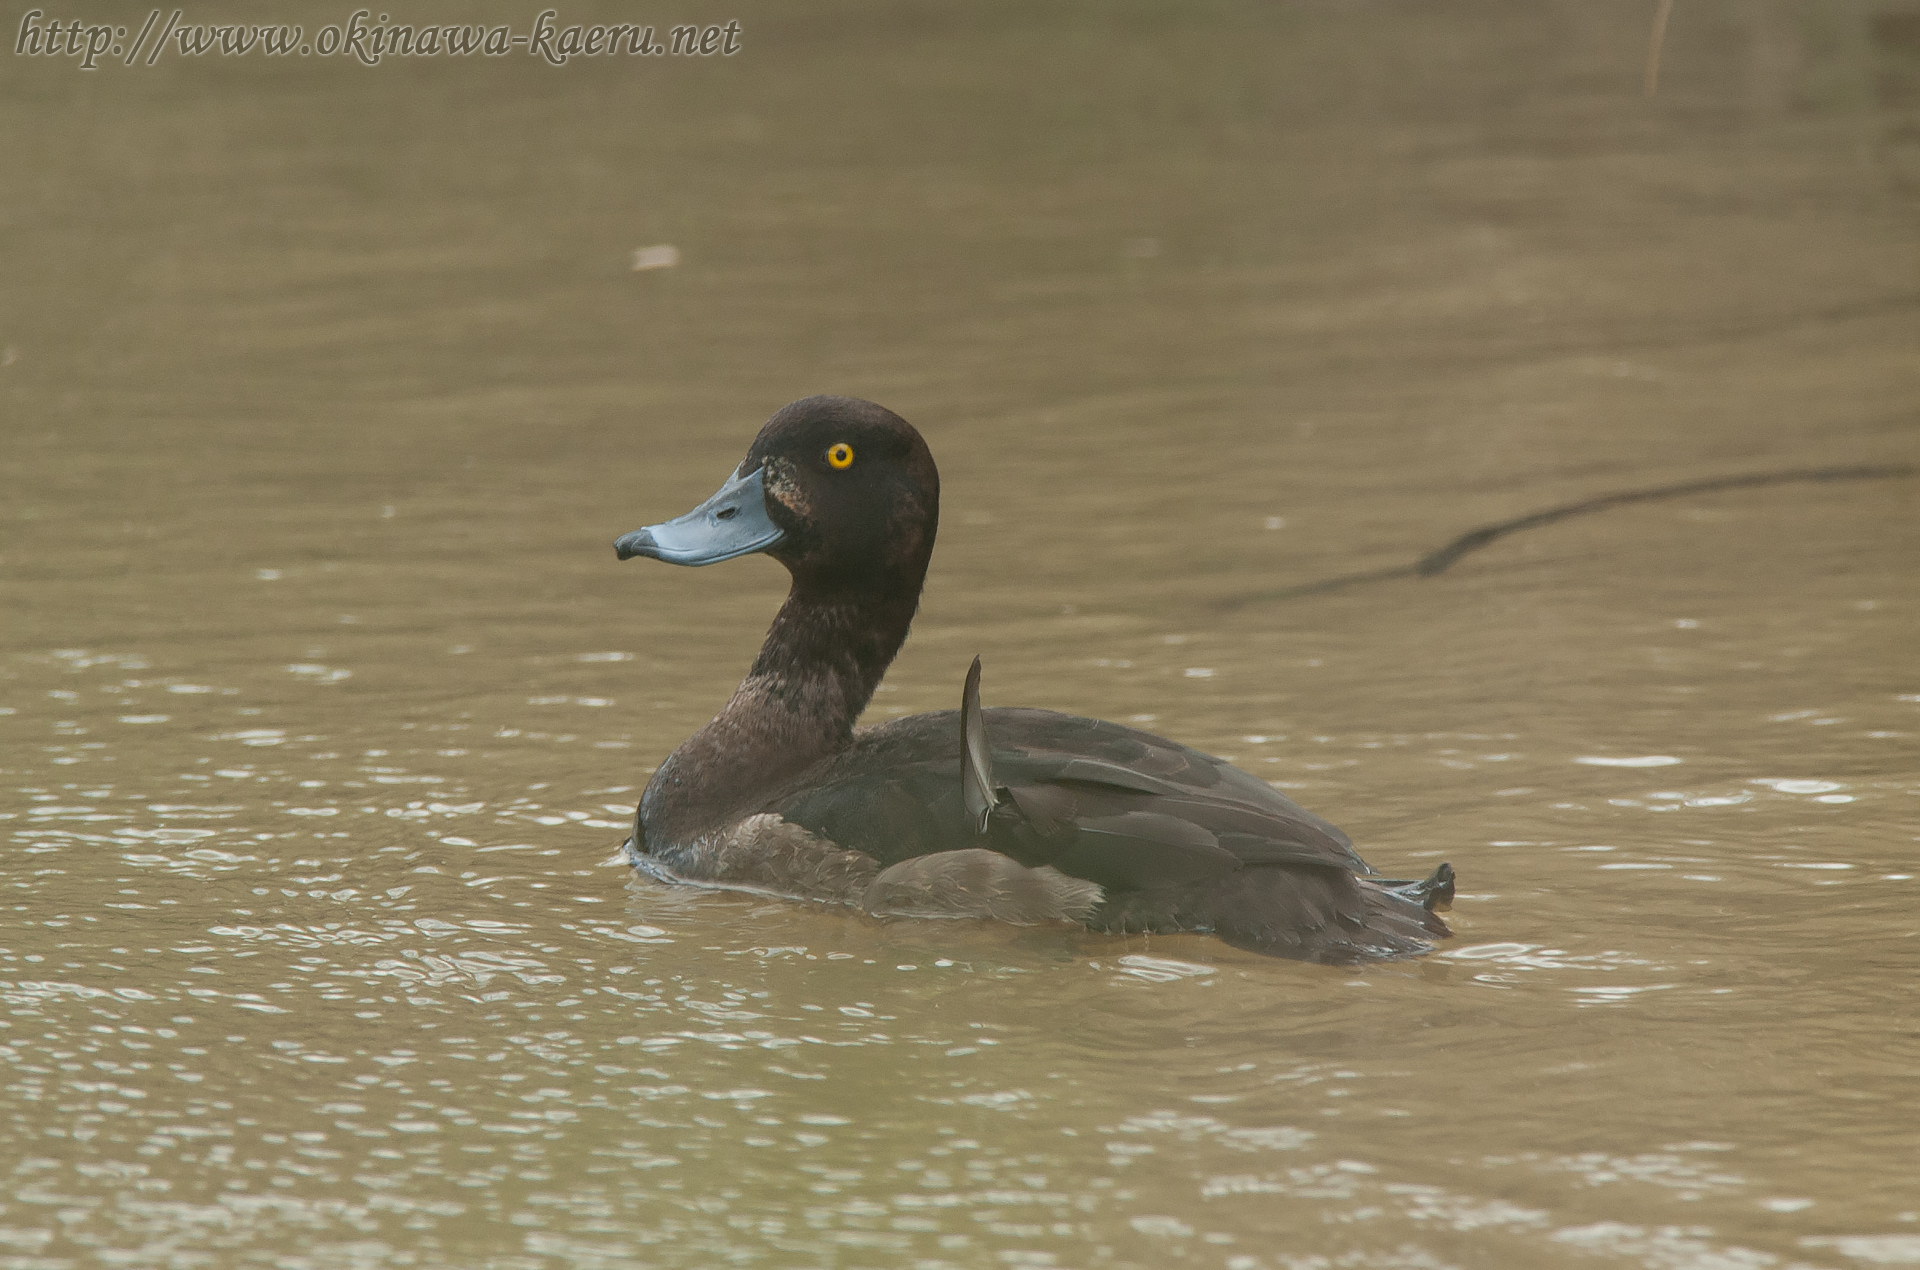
[1214, 463, 1916, 611]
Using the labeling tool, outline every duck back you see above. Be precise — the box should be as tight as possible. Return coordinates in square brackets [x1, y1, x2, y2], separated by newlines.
[761, 706, 1451, 965]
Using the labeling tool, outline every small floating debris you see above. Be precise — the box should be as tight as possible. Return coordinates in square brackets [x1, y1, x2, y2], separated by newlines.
[631, 244, 681, 271]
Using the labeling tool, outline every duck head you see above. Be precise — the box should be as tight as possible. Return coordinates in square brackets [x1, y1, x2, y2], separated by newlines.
[615, 395, 941, 595]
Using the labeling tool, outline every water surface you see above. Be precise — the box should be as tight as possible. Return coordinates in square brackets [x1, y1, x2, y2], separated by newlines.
[3, 2, 1918, 1267]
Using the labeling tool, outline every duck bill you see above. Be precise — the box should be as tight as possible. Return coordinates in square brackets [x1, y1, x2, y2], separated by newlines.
[614, 465, 786, 566]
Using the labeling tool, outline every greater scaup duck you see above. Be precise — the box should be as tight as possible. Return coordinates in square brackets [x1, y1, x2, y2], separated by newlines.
[613, 396, 1455, 964]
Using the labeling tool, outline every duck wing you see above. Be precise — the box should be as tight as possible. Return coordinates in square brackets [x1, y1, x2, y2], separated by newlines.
[765, 700, 1369, 885]
[761, 672, 1451, 963]
[976, 735, 1369, 892]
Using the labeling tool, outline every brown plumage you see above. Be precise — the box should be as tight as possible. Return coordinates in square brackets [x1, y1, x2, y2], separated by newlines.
[613, 396, 1456, 965]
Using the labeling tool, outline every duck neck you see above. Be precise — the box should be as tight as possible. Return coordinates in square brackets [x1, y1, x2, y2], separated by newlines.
[640, 580, 920, 847]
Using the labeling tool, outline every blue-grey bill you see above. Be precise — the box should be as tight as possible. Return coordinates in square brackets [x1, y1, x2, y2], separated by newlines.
[614, 465, 786, 565]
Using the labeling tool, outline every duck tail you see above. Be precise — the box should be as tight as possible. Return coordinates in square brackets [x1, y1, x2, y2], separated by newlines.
[1374, 862, 1455, 913]
[1123, 865, 1450, 964]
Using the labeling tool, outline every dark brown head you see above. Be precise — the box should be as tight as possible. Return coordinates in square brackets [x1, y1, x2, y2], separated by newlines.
[615, 396, 940, 598]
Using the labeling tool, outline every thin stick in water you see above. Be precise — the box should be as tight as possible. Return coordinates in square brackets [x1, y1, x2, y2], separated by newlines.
[1645, 0, 1675, 97]
[1214, 462, 1915, 611]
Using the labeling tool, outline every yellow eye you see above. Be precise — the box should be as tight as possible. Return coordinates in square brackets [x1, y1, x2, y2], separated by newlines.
[826, 442, 855, 469]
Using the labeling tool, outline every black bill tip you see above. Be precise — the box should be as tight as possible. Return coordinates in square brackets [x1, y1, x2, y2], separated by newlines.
[614, 528, 657, 561]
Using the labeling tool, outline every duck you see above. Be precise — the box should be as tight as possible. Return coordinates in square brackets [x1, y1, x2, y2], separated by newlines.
[612, 395, 1455, 964]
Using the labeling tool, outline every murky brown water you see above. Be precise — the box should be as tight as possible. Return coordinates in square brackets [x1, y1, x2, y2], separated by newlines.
[5, 2, 1919, 1266]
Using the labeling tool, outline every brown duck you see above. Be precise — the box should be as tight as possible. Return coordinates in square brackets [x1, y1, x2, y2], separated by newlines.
[613, 395, 1455, 964]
